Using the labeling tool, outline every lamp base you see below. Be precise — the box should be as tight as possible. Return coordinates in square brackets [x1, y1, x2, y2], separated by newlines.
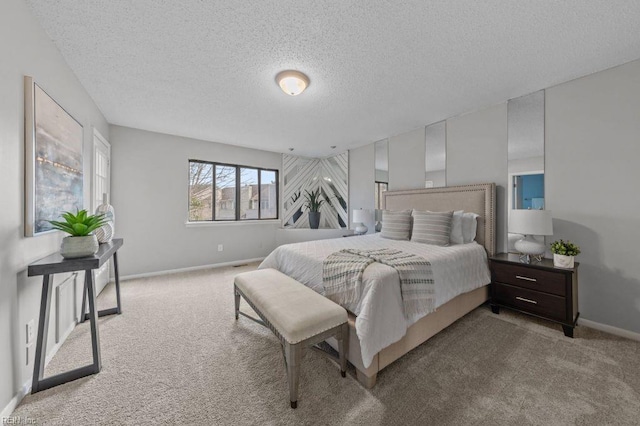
[514, 235, 545, 264]
[354, 223, 368, 235]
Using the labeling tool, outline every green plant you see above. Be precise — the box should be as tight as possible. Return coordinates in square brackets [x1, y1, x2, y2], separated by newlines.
[303, 189, 325, 212]
[550, 239, 581, 256]
[48, 210, 107, 237]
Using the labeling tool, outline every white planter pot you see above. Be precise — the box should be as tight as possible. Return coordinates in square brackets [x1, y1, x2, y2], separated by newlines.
[553, 253, 574, 269]
[60, 235, 99, 259]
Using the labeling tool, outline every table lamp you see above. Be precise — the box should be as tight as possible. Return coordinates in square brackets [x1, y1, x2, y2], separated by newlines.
[352, 209, 372, 235]
[509, 209, 553, 263]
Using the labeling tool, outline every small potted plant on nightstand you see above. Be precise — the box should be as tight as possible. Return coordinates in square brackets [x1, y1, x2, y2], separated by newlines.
[48, 210, 107, 259]
[550, 239, 581, 269]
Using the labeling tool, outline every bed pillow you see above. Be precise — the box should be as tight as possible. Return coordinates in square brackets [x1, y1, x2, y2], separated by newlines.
[411, 210, 453, 246]
[380, 210, 412, 240]
[461, 212, 480, 243]
[449, 210, 464, 245]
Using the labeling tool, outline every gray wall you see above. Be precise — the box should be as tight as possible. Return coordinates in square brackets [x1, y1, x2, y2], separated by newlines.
[546, 59, 640, 333]
[109, 126, 282, 277]
[378, 62, 640, 333]
[446, 104, 508, 254]
[388, 127, 426, 190]
[348, 144, 376, 233]
[0, 0, 109, 413]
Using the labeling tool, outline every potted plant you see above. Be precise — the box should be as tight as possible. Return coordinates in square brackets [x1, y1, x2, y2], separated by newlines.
[48, 210, 108, 259]
[303, 188, 325, 229]
[550, 239, 581, 269]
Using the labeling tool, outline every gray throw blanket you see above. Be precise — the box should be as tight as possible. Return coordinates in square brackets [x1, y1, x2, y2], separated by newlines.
[323, 248, 435, 319]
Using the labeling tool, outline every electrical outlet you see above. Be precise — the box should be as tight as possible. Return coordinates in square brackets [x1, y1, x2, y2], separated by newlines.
[26, 319, 34, 345]
[217, 244, 224, 252]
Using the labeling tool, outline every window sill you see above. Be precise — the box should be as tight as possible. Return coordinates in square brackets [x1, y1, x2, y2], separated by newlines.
[185, 219, 281, 228]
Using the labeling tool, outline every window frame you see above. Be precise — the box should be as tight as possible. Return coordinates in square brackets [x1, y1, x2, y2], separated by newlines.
[188, 159, 279, 222]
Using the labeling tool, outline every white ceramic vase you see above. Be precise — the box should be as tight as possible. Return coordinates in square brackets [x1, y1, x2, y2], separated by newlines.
[60, 235, 99, 259]
[95, 193, 115, 243]
[553, 253, 574, 269]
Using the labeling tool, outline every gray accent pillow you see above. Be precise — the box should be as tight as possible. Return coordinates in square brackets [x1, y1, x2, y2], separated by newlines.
[411, 210, 454, 246]
[380, 210, 412, 240]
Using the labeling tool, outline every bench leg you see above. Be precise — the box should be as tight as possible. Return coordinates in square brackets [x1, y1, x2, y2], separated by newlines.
[338, 323, 348, 377]
[284, 342, 301, 409]
[234, 285, 240, 320]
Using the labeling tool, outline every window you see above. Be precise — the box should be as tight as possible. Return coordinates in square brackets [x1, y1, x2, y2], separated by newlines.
[189, 160, 278, 221]
[375, 181, 388, 210]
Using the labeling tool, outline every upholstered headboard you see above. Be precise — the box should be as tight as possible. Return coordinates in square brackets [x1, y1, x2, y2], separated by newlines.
[382, 183, 496, 256]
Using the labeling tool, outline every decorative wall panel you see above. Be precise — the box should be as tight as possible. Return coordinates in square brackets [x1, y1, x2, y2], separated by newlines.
[283, 152, 348, 228]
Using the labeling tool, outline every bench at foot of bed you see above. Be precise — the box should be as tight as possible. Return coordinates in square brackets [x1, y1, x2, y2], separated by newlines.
[234, 268, 349, 409]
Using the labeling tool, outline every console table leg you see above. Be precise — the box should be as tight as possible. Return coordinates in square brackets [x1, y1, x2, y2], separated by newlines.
[113, 252, 122, 314]
[562, 325, 574, 338]
[32, 275, 52, 393]
[79, 272, 89, 324]
[85, 270, 102, 371]
[490, 304, 500, 315]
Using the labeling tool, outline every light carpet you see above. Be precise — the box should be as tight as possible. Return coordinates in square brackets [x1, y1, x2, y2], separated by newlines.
[11, 263, 640, 425]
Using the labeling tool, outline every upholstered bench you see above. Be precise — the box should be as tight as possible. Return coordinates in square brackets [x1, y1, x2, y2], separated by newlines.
[234, 268, 348, 409]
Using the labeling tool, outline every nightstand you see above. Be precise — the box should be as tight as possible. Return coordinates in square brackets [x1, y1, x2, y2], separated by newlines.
[489, 253, 579, 337]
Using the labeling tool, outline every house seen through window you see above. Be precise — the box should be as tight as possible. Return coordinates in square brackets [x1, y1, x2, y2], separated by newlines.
[189, 160, 278, 221]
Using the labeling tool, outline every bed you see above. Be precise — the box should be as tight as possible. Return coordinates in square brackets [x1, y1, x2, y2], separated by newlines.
[259, 183, 496, 387]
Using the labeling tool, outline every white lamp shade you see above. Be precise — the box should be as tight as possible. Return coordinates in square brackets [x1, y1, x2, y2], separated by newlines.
[509, 209, 553, 235]
[352, 209, 372, 224]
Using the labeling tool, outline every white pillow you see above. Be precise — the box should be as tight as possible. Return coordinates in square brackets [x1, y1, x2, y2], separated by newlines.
[449, 210, 464, 244]
[461, 212, 479, 243]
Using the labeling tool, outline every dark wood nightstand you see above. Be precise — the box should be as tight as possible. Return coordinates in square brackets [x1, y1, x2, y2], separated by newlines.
[489, 253, 579, 337]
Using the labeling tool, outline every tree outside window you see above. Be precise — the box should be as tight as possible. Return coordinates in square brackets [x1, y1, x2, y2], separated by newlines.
[189, 160, 278, 221]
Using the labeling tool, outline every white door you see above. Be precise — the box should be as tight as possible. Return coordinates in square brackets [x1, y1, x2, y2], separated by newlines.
[93, 129, 111, 295]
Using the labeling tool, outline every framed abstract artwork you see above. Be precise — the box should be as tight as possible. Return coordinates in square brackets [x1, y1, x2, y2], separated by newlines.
[24, 76, 84, 236]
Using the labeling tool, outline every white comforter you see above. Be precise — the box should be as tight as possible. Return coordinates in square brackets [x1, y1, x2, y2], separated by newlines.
[259, 234, 491, 368]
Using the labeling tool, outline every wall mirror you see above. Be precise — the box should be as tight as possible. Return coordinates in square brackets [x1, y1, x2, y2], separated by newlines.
[425, 121, 446, 188]
[507, 90, 545, 252]
[282, 152, 348, 229]
[374, 139, 389, 231]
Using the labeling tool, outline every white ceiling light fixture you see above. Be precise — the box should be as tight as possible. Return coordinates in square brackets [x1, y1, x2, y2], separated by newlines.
[276, 70, 310, 96]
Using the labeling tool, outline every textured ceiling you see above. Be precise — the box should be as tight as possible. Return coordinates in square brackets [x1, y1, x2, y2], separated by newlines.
[26, 1, 640, 157]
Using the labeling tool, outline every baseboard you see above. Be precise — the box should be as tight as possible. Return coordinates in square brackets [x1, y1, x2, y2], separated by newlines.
[579, 318, 640, 342]
[112, 257, 265, 282]
[1, 380, 30, 420]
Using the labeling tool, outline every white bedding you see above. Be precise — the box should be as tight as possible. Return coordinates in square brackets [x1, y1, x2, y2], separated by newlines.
[259, 234, 491, 368]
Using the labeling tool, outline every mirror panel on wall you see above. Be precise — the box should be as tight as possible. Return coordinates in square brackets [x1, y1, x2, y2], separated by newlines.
[282, 152, 348, 229]
[374, 139, 389, 210]
[507, 90, 545, 252]
[425, 121, 446, 188]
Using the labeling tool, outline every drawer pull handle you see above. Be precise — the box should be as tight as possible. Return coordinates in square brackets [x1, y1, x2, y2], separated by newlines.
[516, 275, 537, 282]
[516, 296, 538, 304]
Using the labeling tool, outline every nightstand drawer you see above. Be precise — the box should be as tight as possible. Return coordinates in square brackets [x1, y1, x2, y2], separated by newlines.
[493, 263, 566, 296]
[493, 283, 566, 322]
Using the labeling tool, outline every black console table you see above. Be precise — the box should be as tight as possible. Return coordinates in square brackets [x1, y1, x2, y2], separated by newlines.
[27, 238, 123, 393]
